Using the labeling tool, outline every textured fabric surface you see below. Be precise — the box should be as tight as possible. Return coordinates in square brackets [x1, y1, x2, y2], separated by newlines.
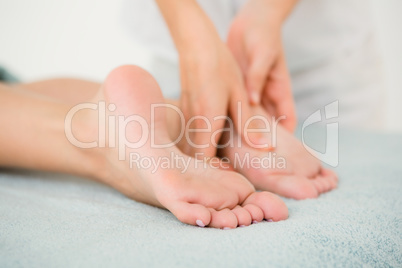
[1, 130, 401, 267]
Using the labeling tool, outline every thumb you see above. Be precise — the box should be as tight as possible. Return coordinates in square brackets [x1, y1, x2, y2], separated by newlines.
[246, 51, 274, 105]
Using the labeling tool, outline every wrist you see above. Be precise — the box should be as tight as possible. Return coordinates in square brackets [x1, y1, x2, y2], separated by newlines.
[241, 0, 298, 25]
[156, 0, 221, 55]
[264, 0, 298, 23]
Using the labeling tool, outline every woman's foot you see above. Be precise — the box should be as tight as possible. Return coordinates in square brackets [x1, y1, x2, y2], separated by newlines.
[74, 65, 288, 228]
[219, 106, 338, 200]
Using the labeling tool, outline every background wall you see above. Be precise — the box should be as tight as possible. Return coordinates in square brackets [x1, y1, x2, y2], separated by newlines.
[1, 0, 401, 132]
[369, 0, 402, 132]
[0, 0, 152, 81]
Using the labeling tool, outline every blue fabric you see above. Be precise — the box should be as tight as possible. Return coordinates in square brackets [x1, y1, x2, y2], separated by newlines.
[0, 129, 401, 267]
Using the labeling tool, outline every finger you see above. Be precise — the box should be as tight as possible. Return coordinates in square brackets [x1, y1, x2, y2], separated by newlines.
[261, 97, 277, 117]
[180, 90, 228, 158]
[187, 114, 219, 158]
[263, 52, 297, 132]
[230, 89, 272, 151]
[246, 50, 275, 105]
[188, 104, 228, 158]
[227, 32, 248, 75]
[177, 91, 195, 156]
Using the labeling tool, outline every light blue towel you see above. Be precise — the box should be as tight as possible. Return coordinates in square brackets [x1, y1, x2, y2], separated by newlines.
[0, 129, 401, 267]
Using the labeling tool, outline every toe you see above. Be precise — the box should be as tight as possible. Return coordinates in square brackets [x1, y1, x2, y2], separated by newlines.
[317, 176, 332, 193]
[313, 168, 338, 193]
[242, 192, 288, 222]
[322, 174, 337, 190]
[321, 168, 338, 187]
[167, 201, 211, 227]
[263, 175, 319, 200]
[232, 205, 252, 226]
[243, 203, 264, 223]
[311, 177, 326, 193]
[208, 208, 238, 229]
[312, 174, 334, 193]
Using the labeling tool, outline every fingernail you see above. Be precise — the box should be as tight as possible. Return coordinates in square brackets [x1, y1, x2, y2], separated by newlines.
[252, 220, 259, 224]
[196, 219, 205, 227]
[267, 219, 273, 222]
[239, 225, 246, 227]
[223, 227, 231, 230]
[251, 91, 260, 104]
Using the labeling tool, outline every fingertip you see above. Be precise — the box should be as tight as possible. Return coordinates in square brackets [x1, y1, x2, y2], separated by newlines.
[249, 90, 260, 105]
[282, 119, 297, 133]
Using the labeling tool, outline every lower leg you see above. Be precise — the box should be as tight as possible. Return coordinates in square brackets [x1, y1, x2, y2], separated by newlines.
[0, 83, 100, 179]
[0, 67, 289, 228]
[7, 76, 337, 200]
[10, 78, 183, 144]
[17, 78, 100, 103]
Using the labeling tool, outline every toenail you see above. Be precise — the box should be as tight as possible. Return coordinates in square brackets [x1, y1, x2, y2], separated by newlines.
[267, 219, 273, 222]
[252, 220, 259, 224]
[223, 227, 231, 230]
[196, 219, 205, 227]
[239, 225, 246, 227]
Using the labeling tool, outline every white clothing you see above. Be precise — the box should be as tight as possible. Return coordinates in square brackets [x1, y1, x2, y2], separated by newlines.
[121, 0, 385, 129]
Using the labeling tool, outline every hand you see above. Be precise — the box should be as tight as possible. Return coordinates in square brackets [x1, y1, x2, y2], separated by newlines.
[178, 36, 262, 157]
[227, 0, 297, 132]
[156, 0, 272, 157]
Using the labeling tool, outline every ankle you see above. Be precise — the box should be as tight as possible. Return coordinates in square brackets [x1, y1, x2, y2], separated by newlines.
[63, 99, 111, 181]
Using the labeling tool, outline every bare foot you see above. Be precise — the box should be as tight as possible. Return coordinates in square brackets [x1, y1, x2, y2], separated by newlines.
[219, 106, 338, 200]
[75, 65, 288, 228]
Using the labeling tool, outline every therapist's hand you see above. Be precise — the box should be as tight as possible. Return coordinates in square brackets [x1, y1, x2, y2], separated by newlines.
[179, 39, 255, 157]
[227, 0, 298, 132]
[156, 0, 269, 157]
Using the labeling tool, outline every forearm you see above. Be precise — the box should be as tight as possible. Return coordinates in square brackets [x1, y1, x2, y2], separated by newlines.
[263, 0, 298, 24]
[155, 0, 221, 57]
